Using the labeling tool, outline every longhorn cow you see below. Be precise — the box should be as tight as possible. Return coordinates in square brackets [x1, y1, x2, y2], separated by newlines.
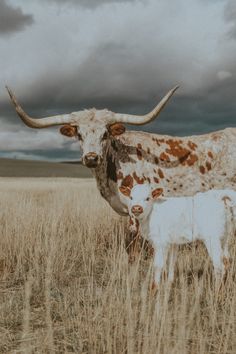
[6, 86, 236, 216]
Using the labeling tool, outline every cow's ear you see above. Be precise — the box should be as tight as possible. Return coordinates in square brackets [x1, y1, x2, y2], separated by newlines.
[109, 123, 126, 136]
[152, 188, 163, 199]
[60, 125, 77, 137]
[119, 185, 131, 197]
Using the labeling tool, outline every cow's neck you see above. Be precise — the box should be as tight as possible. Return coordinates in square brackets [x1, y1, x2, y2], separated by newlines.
[93, 137, 128, 215]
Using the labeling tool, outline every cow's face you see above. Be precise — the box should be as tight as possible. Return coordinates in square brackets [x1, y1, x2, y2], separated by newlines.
[60, 110, 125, 168]
[125, 184, 163, 220]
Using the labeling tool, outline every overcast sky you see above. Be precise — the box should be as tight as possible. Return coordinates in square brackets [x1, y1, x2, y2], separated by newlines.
[0, 0, 235, 161]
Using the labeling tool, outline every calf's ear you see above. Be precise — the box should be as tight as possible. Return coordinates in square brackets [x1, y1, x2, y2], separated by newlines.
[119, 185, 131, 197]
[109, 123, 126, 136]
[60, 125, 77, 137]
[152, 188, 163, 199]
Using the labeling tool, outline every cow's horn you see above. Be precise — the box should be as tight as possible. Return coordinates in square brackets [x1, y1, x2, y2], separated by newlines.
[113, 86, 179, 125]
[6, 86, 78, 128]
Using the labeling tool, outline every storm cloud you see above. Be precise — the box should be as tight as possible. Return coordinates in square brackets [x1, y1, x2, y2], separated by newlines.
[0, 0, 236, 161]
[225, 0, 236, 38]
[0, 0, 33, 35]
[47, 0, 139, 9]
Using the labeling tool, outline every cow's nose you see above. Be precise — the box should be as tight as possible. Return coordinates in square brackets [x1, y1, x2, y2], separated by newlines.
[84, 153, 99, 167]
[131, 205, 143, 216]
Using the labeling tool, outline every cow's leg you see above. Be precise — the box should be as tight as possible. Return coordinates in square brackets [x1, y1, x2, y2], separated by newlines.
[126, 216, 154, 263]
[126, 216, 141, 263]
[143, 238, 155, 260]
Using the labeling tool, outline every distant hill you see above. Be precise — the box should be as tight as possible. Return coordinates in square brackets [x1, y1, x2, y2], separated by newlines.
[0, 158, 92, 178]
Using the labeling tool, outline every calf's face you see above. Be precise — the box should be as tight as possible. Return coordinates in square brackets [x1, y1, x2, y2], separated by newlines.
[125, 184, 163, 220]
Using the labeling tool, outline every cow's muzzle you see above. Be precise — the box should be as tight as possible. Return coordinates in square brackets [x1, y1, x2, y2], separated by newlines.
[131, 205, 143, 216]
[83, 153, 100, 168]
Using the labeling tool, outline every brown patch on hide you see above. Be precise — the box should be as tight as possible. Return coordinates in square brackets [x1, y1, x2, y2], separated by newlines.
[158, 168, 164, 179]
[121, 175, 134, 189]
[119, 186, 131, 197]
[152, 138, 165, 146]
[136, 147, 142, 160]
[199, 166, 206, 174]
[60, 125, 77, 137]
[117, 171, 124, 180]
[160, 152, 170, 162]
[153, 177, 159, 183]
[154, 157, 159, 164]
[157, 138, 165, 145]
[152, 188, 163, 199]
[186, 154, 198, 166]
[208, 151, 213, 159]
[165, 139, 191, 163]
[109, 123, 126, 136]
[206, 161, 212, 171]
[187, 141, 198, 150]
[133, 172, 144, 184]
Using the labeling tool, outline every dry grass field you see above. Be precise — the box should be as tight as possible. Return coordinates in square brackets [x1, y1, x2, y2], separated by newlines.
[0, 178, 236, 354]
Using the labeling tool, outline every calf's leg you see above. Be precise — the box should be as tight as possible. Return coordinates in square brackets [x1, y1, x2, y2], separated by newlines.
[204, 237, 223, 277]
[167, 246, 178, 282]
[153, 242, 168, 284]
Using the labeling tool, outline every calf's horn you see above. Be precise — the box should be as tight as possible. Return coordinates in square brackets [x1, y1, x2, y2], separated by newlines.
[113, 86, 179, 125]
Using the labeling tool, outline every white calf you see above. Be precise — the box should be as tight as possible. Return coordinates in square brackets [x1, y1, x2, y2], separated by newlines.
[127, 184, 236, 284]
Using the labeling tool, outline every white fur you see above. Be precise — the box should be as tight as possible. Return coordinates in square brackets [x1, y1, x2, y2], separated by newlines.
[128, 184, 236, 283]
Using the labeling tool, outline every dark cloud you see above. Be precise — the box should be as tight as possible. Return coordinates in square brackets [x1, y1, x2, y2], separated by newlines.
[0, 0, 33, 35]
[1, 0, 236, 162]
[2, 39, 236, 138]
[48, 0, 139, 9]
[224, 0, 236, 38]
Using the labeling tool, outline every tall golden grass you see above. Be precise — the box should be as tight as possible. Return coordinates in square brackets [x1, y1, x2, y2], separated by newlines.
[0, 178, 235, 353]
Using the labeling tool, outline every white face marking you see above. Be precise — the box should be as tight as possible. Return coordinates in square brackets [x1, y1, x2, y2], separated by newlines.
[128, 184, 153, 220]
[75, 110, 113, 166]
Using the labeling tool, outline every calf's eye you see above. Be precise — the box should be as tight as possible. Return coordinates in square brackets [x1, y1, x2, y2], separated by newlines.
[77, 133, 83, 141]
[146, 197, 150, 201]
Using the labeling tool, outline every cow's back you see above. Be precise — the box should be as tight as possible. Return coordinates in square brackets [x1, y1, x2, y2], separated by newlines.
[118, 127, 236, 198]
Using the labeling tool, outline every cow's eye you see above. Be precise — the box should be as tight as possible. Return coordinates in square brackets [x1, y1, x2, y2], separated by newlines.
[102, 131, 108, 140]
[130, 196, 133, 200]
[146, 197, 150, 201]
[77, 133, 83, 141]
